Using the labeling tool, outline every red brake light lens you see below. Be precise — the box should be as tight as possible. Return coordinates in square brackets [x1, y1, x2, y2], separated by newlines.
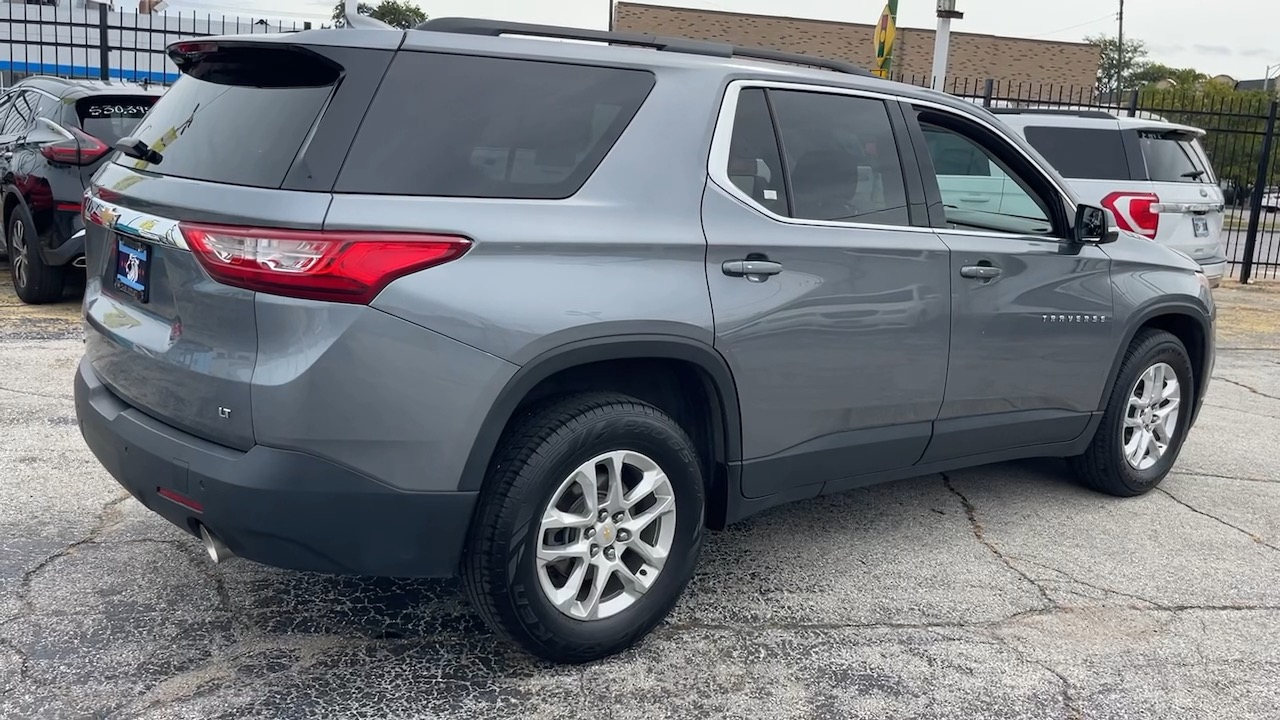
[1101, 191, 1160, 240]
[179, 223, 471, 305]
[41, 127, 110, 166]
[172, 41, 218, 54]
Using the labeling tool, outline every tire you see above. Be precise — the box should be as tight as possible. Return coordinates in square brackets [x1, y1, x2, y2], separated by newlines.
[462, 392, 705, 663]
[1070, 329, 1195, 497]
[6, 203, 65, 304]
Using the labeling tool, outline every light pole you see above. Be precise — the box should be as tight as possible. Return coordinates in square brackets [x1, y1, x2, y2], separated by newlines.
[931, 0, 964, 91]
[1116, 0, 1125, 92]
[1265, 63, 1280, 94]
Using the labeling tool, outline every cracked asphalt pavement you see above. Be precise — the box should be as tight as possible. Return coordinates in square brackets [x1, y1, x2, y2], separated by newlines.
[3, 271, 1280, 719]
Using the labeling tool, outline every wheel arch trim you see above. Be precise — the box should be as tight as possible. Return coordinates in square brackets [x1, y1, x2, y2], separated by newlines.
[1, 187, 24, 226]
[458, 334, 743, 493]
[1100, 300, 1212, 413]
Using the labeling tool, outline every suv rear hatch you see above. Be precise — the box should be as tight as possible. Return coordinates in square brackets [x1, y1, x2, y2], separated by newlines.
[1134, 127, 1225, 263]
[81, 34, 397, 450]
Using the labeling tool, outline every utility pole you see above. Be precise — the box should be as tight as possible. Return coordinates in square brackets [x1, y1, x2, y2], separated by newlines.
[1116, 0, 1125, 92]
[931, 0, 964, 91]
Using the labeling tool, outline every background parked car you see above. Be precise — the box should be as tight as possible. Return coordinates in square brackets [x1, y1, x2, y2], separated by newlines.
[943, 108, 1229, 286]
[1261, 186, 1280, 212]
[1, 76, 162, 304]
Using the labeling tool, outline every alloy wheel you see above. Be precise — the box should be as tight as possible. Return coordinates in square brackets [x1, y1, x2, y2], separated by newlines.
[1122, 361, 1181, 471]
[535, 450, 677, 621]
[10, 220, 27, 289]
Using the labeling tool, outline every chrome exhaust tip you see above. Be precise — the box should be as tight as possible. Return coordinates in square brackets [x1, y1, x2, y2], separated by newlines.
[198, 524, 233, 564]
[72, 256, 87, 268]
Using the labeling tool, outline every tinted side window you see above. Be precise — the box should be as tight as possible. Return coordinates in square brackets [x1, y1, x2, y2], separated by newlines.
[33, 92, 61, 121]
[1021, 126, 1130, 181]
[1140, 132, 1208, 183]
[0, 92, 15, 135]
[767, 90, 909, 226]
[725, 88, 789, 216]
[337, 53, 655, 199]
[2, 91, 37, 136]
[917, 116, 1056, 237]
[924, 127, 994, 177]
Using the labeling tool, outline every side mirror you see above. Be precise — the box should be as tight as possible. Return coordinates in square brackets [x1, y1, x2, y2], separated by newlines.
[1074, 204, 1119, 244]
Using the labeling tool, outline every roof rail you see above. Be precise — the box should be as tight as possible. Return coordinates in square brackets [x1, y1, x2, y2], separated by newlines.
[415, 17, 872, 77]
[989, 108, 1119, 120]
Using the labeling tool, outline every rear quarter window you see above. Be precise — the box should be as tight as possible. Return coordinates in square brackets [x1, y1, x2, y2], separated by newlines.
[1021, 126, 1131, 181]
[335, 52, 656, 199]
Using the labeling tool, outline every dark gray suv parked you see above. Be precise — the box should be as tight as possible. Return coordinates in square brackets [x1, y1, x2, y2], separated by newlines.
[74, 19, 1216, 663]
[1, 76, 161, 303]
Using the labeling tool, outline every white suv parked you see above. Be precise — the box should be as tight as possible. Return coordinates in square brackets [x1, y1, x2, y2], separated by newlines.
[935, 108, 1228, 286]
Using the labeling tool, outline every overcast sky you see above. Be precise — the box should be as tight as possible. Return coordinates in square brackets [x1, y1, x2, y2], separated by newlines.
[162, 0, 1279, 80]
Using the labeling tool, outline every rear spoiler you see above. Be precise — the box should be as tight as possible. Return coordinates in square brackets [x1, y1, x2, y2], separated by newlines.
[1137, 126, 1205, 140]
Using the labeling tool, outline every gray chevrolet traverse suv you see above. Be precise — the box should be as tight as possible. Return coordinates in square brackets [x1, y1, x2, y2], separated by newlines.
[74, 18, 1216, 663]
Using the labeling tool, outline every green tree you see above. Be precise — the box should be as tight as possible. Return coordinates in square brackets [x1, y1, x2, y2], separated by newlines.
[1130, 63, 1209, 89]
[331, 0, 425, 29]
[1086, 33, 1150, 92]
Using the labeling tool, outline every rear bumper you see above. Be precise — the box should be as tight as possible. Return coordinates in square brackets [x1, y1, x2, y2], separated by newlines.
[1197, 256, 1227, 286]
[75, 358, 477, 578]
[40, 215, 86, 266]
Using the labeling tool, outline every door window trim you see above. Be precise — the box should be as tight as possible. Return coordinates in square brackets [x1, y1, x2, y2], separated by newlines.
[708, 79, 1077, 238]
[709, 80, 927, 233]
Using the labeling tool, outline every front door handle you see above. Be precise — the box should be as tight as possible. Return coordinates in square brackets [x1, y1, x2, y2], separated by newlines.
[960, 264, 1002, 279]
[723, 259, 783, 282]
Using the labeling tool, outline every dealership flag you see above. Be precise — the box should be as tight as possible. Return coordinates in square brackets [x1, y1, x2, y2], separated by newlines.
[873, 0, 898, 79]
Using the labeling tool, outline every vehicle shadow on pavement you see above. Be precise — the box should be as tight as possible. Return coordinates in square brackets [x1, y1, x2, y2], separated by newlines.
[167, 456, 1082, 646]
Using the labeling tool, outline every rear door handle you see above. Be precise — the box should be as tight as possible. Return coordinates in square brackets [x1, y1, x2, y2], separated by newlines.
[960, 264, 1002, 279]
[723, 259, 783, 281]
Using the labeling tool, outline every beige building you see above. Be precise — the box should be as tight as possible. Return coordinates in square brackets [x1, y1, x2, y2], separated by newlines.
[613, 3, 1102, 89]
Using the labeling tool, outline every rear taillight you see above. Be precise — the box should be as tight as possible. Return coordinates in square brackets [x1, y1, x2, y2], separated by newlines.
[179, 223, 471, 305]
[40, 127, 110, 166]
[1101, 191, 1160, 240]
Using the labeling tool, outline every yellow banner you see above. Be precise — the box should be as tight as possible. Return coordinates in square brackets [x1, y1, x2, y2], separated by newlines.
[873, 2, 898, 79]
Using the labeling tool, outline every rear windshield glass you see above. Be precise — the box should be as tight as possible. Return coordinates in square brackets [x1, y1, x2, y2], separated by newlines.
[1021, 126, 1131, 181]
[113, 47, 338, 188]
[1139, 132, 1210, 183]
[77, 96, 157, 146]
[335, 52, 656, 199]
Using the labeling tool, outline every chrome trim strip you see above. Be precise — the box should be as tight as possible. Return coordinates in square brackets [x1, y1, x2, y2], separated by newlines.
[706, 79, 1076, 241]
[1151, 202, 1223, 214]
[84, 191, 190, 251]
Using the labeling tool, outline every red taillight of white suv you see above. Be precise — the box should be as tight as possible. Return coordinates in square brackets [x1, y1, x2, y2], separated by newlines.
[1102, 191, 1160, 240]
[179, 223, 472, 305]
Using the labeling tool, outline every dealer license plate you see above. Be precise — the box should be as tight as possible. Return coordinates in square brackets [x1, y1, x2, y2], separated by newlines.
[114, 236, 151, 303]
[1193, 216, 1209, 238]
